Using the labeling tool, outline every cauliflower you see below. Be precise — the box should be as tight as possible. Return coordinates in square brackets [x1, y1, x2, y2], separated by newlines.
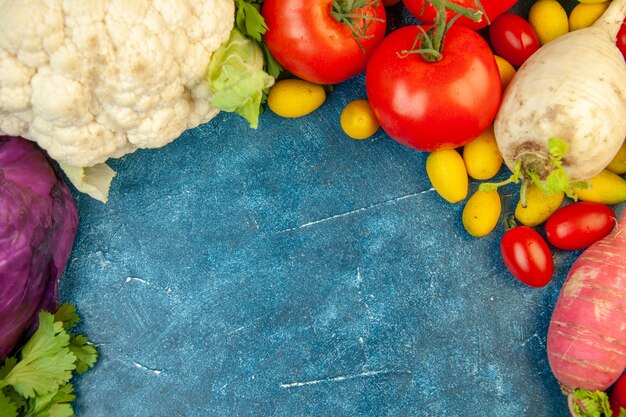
[0, 0, 273, 201]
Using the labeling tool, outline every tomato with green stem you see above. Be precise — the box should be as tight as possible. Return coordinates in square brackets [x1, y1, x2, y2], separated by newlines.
[500, 225, 554, 287]
[262, 0, 386, 85]
[365, 1, 501, 151]
[403, 0, 519, 31]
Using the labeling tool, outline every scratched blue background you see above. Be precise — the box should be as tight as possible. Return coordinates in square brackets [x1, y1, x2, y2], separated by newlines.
[59, 1, 624, 416]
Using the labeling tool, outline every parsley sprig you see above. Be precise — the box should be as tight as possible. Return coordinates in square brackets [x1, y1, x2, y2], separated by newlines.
[0, 304, 98, 417]
[234, 0, 282, 79]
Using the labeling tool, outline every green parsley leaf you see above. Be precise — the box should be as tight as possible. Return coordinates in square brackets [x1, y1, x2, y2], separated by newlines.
[53, 305, 79, 330]
[234, 0, 283, 80]
[620, 407, 626, 417]
[0, 305, 97, 417]
[68, 335, 97, 375]
[0, 390, 18, 417]
[2, 387, 26, 413]
[42, 404, 73, 417]
[235, 0, 267, 42]
[570, 388, 612, 417]
[24, 384, 75, 417]
[262, 44, 283, 79]
[0, 312, 76, 398]
[0, 359, 17, 381]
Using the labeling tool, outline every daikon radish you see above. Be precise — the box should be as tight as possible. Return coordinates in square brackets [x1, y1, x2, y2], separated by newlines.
[494, 0, 626, 193]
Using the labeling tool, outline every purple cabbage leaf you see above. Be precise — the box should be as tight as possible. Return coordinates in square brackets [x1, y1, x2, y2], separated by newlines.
[0, 136, 78, 361]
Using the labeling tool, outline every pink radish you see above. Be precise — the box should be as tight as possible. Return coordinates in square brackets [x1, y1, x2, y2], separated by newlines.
[547, 210, 626, 396]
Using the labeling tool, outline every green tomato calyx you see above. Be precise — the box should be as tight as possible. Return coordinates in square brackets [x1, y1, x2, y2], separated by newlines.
[331, 0, 385, 54]
[397, 0, 484, 63]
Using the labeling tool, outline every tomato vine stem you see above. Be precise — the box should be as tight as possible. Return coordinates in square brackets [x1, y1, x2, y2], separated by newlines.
[397, 0, 484, 62]
[331, 0, 384, 53]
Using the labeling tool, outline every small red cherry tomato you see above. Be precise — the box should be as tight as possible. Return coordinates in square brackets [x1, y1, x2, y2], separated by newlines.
[545, 202, 616, 251]
[610, 372, 626, 417]
[617, 21, 626, 60]
[489, 13, 540, 67]
[500, 226, 554, 287]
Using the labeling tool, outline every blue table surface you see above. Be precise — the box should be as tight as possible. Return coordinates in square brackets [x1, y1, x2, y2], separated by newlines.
[60, 1, 624, 416]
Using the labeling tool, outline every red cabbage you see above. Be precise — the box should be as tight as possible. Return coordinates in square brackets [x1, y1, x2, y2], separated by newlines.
[0, 136, 78, 361]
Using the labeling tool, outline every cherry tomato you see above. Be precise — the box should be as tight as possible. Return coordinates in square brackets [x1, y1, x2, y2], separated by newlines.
[340, 99, 380, 139]
[365, 25, 501, 152]
[383, 0, 401, 5]
[617, 21, 626, 60]
[489, 13, 540, 67]
[545, 202, 616, 251]
[262, 0, 386, 85]
[610, 372, 626, 417]
[403, 0, 519, 31]
[500, 226, 554, 287]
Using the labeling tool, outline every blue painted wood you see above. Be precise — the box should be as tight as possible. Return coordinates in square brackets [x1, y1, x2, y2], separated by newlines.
[60, 1, 623, 415]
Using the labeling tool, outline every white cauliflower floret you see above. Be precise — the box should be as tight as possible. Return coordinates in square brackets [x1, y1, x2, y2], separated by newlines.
[0, 0, 235, 167]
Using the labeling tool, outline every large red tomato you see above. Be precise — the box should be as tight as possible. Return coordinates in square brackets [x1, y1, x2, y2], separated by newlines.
[365, 25, 501, 152]
[403, 0, 519, 31]
[262, 0, 387, 85]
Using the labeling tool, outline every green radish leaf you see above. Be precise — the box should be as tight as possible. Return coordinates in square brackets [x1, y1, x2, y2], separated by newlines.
[543, 169, 572, 196]
[548, 137, 569, 160]
[532, 137, 586, 200]
[570, 389, 612, 417]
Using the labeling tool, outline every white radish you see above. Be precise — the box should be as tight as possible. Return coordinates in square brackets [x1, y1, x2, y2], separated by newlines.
[494, 0, 626, 188]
